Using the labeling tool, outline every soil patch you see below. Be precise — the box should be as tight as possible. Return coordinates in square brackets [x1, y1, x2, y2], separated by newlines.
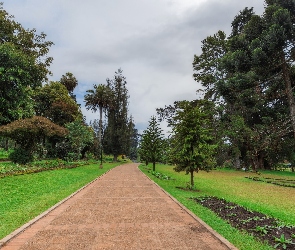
[245, 176, 295, 188]
[192, 196, 295, 249]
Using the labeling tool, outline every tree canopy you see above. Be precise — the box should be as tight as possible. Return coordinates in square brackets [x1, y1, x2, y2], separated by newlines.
[0, 3, 53, 125]
[192, 0, 295, 170]
[103, 69, 131, 161]
[0, 116, 67, 163]
[139, 116, 164, 171]
[34, 81, 83, 126]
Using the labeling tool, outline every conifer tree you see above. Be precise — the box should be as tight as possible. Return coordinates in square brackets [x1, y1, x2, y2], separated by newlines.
[103, 69, 130, 161]
[139, 116, 164, 171]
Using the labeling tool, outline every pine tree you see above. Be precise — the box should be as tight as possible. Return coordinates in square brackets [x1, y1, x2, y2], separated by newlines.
[169, 101, 217, 188]
[139, 116, 164, 171]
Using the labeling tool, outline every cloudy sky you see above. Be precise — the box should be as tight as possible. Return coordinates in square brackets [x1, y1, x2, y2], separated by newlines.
[3, 0, 265, 133]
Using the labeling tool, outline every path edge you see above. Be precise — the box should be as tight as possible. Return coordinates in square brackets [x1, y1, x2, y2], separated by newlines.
[138, 166, 238, 250]
[0, 167, 115, 248]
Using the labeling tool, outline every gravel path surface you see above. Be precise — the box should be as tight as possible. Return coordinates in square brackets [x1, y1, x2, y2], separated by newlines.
[1, 163, 237, 249]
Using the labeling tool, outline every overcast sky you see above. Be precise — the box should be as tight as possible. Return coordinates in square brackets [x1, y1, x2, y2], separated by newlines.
[3, 0, 265, 134]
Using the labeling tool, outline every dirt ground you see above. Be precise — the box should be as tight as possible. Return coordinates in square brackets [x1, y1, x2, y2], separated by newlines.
[0, 163, 237, 250]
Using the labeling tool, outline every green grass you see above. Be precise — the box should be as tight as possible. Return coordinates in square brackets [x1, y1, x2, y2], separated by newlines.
[0, 161, 121, 239]
[0, 149, 12, 160]
[139, 164, 295, 250]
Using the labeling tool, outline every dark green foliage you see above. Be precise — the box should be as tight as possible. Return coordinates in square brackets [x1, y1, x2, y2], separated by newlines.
[60, 72, 78, 101]
[0, 116, 68, 163]
[9, 147, 33, 164]
[127, 117, 139, 160]
[139, 116, 164, 171]
[103, 69, 131, 161]
[193, 1, 295, 170]
[57, 120, 94, 161]
[169, 101, 217, 187]
[34, 81, 82, 126]
[0, 4, 53, 125]
[85, 83, 113, 163]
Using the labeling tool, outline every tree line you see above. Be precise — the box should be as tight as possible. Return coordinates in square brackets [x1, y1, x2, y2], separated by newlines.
[139, 0, 295, 187]
[0, 3, 138, 164]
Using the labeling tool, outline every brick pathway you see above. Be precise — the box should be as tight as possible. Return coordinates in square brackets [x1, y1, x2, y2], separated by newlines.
[0, 163, 237, 250]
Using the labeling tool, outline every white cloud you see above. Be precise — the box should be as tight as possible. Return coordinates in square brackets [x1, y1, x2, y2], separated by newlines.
[2, 0, 265, 134]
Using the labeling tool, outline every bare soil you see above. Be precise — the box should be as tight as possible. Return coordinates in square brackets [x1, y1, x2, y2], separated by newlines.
[193, 196, 295, 249]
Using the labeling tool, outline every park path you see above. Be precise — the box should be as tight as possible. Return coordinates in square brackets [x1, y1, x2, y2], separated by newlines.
[0, 163, 237, 250]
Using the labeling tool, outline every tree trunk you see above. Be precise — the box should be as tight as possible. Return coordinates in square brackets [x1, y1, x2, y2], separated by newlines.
[99, 106, 103, 168]
[233, 155, 241, 169]
[152, 161, 156, 171]
[258, 152, 265, 170]
[251, 156, 257, 171]
[281, 53, 295, 139]
[99, 106, 103, 145]
[190, 170, 194, 188]
[5, 139, 8, 151]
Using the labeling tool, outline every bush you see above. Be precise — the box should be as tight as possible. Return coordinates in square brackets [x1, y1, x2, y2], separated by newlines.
[9, 147, 33, 164]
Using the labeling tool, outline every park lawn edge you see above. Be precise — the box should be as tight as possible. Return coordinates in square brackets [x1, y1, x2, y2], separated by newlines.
[138, 163, 274, 250]
[0, 161, 123, 240]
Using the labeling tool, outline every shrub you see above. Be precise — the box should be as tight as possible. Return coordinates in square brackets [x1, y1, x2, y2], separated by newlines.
[9, 147, 33, 164]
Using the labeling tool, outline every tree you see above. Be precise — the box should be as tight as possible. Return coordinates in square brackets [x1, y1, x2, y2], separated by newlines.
[0, 3, 53, 125]
[127, 116, 139, 161]
[0, 116, 67, 163]
[34, 81, 82, 126]
[218, 3, 295, 169]
[139, 116, 164, 171]
[192, 2, 295, 170]
[55, 120, 94, 161]
[60, 72, 78, 101]
[168, 101, 216, 188]
[103, 69, 130, 161]
[84, 84, 113, 166]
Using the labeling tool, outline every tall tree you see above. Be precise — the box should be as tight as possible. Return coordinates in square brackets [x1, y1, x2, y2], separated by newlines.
[127, 116, 139, 161]
[193, 2, 295, 170]
[139, 116, 164, 171]
[60, 72, 78, 101]
[0, 3, 53, 125]
[169, 101, 216, 188]
[103, 69, 130, 161]
[84, 84, 113, 166]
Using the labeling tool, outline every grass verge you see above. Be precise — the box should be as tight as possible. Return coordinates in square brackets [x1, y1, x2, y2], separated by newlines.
[139, 164, 295, 250]
[0, 161, 121, 239]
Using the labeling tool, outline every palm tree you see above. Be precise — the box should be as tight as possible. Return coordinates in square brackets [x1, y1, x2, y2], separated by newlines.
[84, 84, 113, 167]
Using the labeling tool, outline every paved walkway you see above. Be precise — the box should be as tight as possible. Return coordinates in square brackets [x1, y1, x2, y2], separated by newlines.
[0, 163, 237, 250]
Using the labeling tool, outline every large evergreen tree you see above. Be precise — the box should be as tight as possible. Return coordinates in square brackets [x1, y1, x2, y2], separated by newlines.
[103, 69, 130, 161]
[193, 1, 295, 170]
[127, 116, 139, 161]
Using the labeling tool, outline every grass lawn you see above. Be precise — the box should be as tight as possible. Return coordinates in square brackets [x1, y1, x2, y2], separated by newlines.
[139, 164, 295, 250]
[0, 161, 121, 239]
[0, 149, 12, 160]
